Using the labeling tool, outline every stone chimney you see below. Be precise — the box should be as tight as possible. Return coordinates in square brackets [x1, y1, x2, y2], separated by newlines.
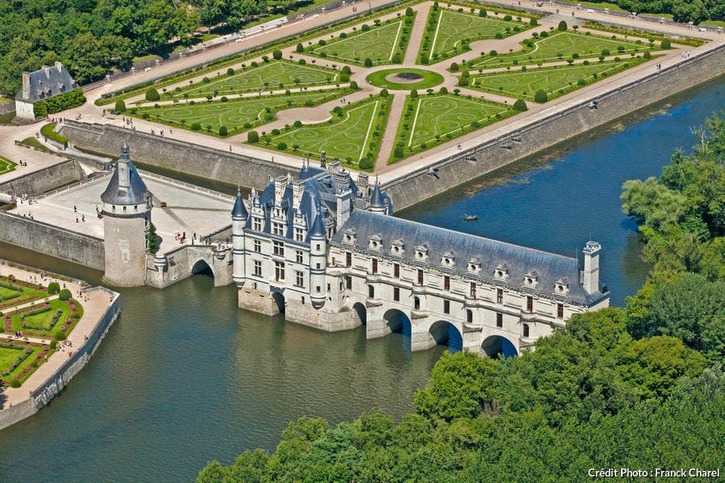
[42, 65, 50, 77]
[21, 72, 30, 100]
[54, 61, 63, 73]
[292, 179, 305, 211]
[581, 241, 601, 294]
[273, 175, 287, 207]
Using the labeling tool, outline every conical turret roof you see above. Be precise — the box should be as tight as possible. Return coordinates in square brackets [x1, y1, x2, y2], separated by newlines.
[101, 143, 149, 205]
[370, 181, 385, 209]
[231, 187, 248, 219]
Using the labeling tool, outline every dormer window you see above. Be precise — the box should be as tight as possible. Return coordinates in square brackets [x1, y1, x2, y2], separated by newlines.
[467, 259, 480, 274]
[369, 234, 383, 251]
[441, 251, 455, 267]
[390, 239, 405, 257]
[342, 229, 356, 245]
[554, 277, 570, 295]
[414, 245, 429, 261]
[523, 270, 539, 288]
[494, 264, 509, 281]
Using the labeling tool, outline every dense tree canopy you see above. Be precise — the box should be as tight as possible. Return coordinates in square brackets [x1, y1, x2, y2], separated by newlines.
[0, 0, 315, 96]
[586, 0, 724, 24]
[198, 112, 725, 481]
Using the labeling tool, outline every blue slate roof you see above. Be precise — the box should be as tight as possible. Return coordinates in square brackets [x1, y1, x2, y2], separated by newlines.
[16, 63, 77, 103]
[332, 210, 607, 306]
[232, 188, 248, 219]
[101, 144, 149, 206]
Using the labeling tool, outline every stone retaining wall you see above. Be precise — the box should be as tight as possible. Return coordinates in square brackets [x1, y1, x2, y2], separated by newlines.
[0, 102, 15, 115]
[0, 213, 105, 270]
[385, 44, 725, 211]
[0, 288, 120, 430]
[59, 123, 290, 190]
[0, 160, 85, 196]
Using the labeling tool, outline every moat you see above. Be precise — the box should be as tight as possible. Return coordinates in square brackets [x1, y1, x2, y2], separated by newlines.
[0, 78, 721, 482]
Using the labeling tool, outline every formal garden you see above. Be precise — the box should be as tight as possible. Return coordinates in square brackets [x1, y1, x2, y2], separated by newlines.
[0, 155, 16, 176]
[255, 94, 392, 169]
[114, 0, 674, 168]
[0, 275, 84, 388]
[419, 3, 535, 64]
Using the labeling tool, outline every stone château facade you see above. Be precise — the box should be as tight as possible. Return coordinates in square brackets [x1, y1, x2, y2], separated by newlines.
[232, 163, 609, 356]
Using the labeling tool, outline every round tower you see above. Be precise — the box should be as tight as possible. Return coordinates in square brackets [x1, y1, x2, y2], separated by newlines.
[231, 187, 248, 287]
[309, 207, 327, 308]
[101, 143, 152, 287]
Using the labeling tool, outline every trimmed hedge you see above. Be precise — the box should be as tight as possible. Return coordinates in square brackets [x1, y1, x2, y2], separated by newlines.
[33, 89, 85, 118]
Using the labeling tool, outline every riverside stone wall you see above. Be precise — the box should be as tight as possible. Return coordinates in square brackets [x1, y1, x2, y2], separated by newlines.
[0, 213, 105, 270]
[0, 160, 85, 196]
[58, 123, 290, 190]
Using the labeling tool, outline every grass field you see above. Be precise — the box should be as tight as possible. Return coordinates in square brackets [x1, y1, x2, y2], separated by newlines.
[0, 155, 16, 176]
[132, 88, 354, 136]
[469, 31, 653, 69]
[470, 58, 650, 101]
[264, 96, 391, 169]
[162, 61, 340, 100]
[393, 94, 512, 161]
[429, 9, 527, 61]
[10, 299, 74, 334]
[308, 18, 410, 66]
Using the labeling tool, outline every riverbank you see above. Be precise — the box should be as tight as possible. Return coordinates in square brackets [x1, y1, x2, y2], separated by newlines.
[0, 260, 119, 431]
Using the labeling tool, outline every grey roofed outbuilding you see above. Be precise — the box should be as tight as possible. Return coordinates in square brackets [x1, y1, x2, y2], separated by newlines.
[16, 63, 77, 103]
[101, 145, 150, 206]
[332, 210, 608, 306]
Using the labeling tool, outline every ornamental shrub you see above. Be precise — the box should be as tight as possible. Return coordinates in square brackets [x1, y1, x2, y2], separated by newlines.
[10, 379, 21, 388]
[439, 87, 448, 95]
[380, 89, 389, 98]
[277, 142, 288, 150]
[115, 99, 126, 113]
[191, 123, 201, 131]
[248, 131, 259, 143]
[558, 20, 568, 31]
[145, 88, 160, 102]
[272, 50, 282, 60]
[479, 9, 487, 17]
[661, 38, 671, 49]
[534, 90, 548, 103]
[50, 340, 57, 350]
[58, 288, 72, 301]
[540, 31, 548, 38]
[530, 18, 538, 26]
[513, 99, 528, 112]
[410, 89, 418, 98]
[293, 120, 302, 128]
[450, 62, 459, 72]
[219, 126, 228, 136]
[394, 145, 405, 158]
[296, 43, 304, 53]
[504, 15, 512, 21]
[358, 156, 374, 170]
[350, 81, 358, 89]
[361, 24, 370, 32]
[364, 58, 373, 67]
[55, 331, 67, 341]
[48, 282, 60, 294]
[227, 68, 235, 76]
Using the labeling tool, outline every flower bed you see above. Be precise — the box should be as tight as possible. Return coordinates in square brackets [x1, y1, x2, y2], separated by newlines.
[0, 341, 52, 386]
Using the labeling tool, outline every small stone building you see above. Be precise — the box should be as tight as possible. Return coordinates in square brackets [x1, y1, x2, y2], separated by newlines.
[15, 62, 77, 120]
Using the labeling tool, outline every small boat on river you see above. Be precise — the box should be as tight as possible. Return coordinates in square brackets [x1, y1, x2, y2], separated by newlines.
[463, 214, 479, 221]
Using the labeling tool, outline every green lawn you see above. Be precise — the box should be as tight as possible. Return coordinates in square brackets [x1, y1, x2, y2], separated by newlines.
[263, 95, 391, 170]
[0, 155, 16, 176]
[393, 94, 513, 161]
[425, 9, 529, 63]
[0, 347, 23, 369]
[308, 17, 411, 66]
[469, 58, 651, 101]
[132, 88, 355, 137]
[366, 68, 444, 90]
[0, 342, 49, 386]
[0, 278, 49, 305]
[162, 61, 341, 100]
[10, 299, 76, 334]
[470, 31, 654, 69]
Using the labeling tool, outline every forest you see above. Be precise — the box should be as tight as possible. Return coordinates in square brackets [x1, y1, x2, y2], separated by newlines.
[197, 113, 725, 482]
[0, 0, 312, 97]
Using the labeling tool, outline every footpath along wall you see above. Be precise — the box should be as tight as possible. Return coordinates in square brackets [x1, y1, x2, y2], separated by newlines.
[384, 43, 725, 211]
[0, 213, 104, 270]
[59, 122, 290, 190]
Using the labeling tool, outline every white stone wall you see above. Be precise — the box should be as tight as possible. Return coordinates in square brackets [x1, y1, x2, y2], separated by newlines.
[14, 100, 35, 120]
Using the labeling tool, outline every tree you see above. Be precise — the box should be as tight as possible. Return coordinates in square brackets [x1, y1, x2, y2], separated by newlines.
[218, 126, 228, 136]
[247, 130, 259, 143]
[558, 20, 568, 31]
[115, 99, 126, 113]
[58, 288, 72, 301]
[145, 88, 160, 102]
[48, 282, 60, 294]
[296, 43, 304, 53]
[534, 90, 548, 103]
[513, 99, 527, 112]
[272, 50, 282, 60]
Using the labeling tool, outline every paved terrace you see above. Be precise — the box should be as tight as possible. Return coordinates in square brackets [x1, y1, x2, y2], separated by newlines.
[9, 171, 234, 254]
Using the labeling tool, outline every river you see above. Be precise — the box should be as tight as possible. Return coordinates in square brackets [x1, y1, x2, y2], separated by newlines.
[0, 77, 722, 482]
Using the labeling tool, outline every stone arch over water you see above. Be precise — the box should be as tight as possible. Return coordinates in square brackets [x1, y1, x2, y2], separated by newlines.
[428, 320, 463, 352]
[352, 302, 367, 326]
[481, 335, 518, 358]
[191, 259, 214, 278]
[271, 290, 285, 314]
